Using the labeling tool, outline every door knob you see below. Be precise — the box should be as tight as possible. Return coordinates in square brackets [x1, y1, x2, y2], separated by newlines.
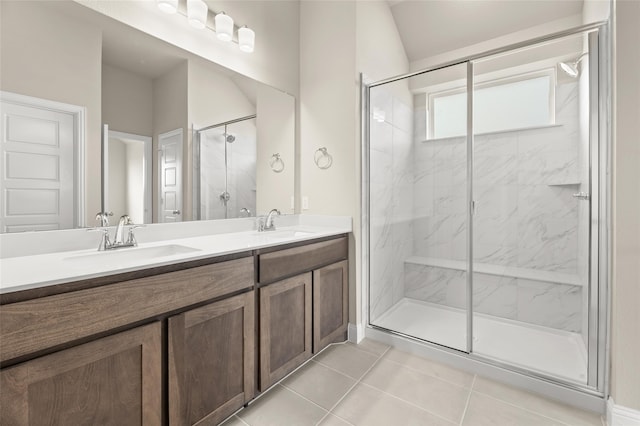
[172, 210, 181, 215]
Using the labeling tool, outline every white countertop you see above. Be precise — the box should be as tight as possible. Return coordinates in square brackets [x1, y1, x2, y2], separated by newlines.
[0, 215, 351, 295]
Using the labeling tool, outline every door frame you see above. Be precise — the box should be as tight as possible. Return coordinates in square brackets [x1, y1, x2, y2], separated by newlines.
[0, 91, 86, 228]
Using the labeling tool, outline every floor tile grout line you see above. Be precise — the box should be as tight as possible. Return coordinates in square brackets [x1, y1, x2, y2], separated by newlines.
[380, 354, 475, 390]
[273, 383, 331, 418]
[459, 374, 477, 426]
[317, 344, 392, 425]
[471, 389, 596, 426]
[355, 381, 459, 425]
[232, 414, 251, 426]
[314, 343, 390, 426]
[310, 358, 367, 382]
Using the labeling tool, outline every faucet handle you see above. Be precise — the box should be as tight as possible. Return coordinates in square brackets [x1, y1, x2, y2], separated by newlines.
[95, 211, 113, 227]
[87, 227, 111, 251]
[126, 225, 144, 246]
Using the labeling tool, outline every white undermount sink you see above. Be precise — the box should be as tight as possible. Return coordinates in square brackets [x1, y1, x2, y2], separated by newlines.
[64, 244, 201, 266]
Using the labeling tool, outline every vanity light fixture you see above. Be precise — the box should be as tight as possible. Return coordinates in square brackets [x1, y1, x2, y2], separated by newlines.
[187, 0, 208, 29]
[215, 12, 234, 42]
[157, 0, 178, 14]
[238, 26, 255, 53]
[157, 2, 255, 53]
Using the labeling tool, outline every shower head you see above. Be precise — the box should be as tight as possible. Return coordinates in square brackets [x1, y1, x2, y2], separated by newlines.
[225, 134, 235, 143]
[559, 53, 588, 78]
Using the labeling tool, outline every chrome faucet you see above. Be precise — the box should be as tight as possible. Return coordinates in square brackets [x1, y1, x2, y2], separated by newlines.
[261, 209, 281, 232]
[114, 215, 133, 246]
[90, 214, 141, 251]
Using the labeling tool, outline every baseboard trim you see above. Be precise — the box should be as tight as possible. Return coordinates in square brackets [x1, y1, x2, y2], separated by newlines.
[608, 397, 640, 426]
[348, 323, 364, 343]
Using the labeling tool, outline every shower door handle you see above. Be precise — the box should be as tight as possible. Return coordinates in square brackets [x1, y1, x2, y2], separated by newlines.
[572, 192, 590, 201]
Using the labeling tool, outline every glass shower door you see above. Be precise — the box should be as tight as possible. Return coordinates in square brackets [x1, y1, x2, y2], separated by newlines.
[470, 31, 594, 384]
[368, 62, 471, 352]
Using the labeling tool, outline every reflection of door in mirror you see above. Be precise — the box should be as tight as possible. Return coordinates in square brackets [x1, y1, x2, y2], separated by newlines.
[195, 116, 256, 220]
[0, 92, 84, 233]
[105, 130, 152, 225]
[159, 129, 183, 223]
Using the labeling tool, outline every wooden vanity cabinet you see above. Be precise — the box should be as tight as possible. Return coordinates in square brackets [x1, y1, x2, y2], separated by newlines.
[259, 273, 312, 390]
[257, 236, 348, 391]
[168, 291, 255, 426]
[313, 260, 349, 353]
[0, 322, 162, 426]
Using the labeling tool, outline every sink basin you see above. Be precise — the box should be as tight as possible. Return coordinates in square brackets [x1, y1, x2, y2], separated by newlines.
[64, 244, 201, 266]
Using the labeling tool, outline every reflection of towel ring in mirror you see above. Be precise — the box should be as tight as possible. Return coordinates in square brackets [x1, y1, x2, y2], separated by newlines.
[270, 153, 285, 173]
[314, 147, 333, 170]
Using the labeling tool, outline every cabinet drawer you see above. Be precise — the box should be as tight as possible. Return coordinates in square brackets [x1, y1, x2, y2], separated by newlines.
[0, 256, 254, 364]
[258, 237, 347, 283]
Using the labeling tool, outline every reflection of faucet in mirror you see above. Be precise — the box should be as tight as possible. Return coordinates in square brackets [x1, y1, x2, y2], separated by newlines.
[240, 208, 252, 217]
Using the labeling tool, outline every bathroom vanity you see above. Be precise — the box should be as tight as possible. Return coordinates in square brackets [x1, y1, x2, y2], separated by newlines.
[0, 225, 350, 426]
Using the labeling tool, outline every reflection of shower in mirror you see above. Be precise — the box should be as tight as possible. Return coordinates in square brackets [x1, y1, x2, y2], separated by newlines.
[194, 115, 257, 220]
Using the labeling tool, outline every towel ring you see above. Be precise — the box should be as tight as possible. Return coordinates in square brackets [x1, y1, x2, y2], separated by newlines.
[314, 147, 333, 170]
[270, 153, 285, 173]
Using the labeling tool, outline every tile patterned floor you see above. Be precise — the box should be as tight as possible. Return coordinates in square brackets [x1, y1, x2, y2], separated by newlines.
[223, 339, 605, 426]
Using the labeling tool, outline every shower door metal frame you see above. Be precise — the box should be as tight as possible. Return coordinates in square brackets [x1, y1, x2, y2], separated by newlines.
[362, 21, 610, 397]
[192, 114, 257, 220]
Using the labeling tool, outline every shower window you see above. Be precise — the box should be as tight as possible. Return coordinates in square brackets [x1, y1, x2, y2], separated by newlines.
[428, 70, 555, 139]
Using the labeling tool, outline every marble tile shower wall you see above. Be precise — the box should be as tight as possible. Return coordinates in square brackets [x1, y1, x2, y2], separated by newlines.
[408, 82, 586, 333]
[199, 133, 256, 220]
[369, 90, 414, 322]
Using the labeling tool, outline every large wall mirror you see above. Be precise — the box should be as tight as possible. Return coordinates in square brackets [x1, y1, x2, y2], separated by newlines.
[0, 0, 295, 233]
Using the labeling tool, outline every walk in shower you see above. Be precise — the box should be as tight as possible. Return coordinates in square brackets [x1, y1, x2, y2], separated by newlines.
[364, 24, 609, 395]
[193, 115, 257, 220]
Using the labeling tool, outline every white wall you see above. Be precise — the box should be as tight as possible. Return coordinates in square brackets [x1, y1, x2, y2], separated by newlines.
[102, 64, 153, 137]
[300, 1, 409, 326]
[256, 85, 295, 215]
[0, 1, 102, 225]
[74, 0, 300, 97]
[611, 0, 640, 413]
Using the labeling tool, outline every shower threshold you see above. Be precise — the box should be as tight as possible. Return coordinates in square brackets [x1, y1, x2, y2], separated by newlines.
[373, 298, 587, 384]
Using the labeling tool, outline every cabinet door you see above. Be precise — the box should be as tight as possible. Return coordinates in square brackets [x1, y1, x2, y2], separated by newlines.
[260, 272, 312, 390]
[313, 260, 349, 353]
[168, 291, 255, 426]
[0, 322, 162, 426]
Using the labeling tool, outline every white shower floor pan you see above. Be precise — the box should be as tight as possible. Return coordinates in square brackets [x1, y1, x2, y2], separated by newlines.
[373, 298, 587, 384]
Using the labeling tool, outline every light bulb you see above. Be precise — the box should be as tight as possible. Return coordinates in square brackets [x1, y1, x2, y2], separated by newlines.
[238, 26, 255, 53]
[187, 0, 208, 29]
[157, 0, 178, 14]
[215, 12, 234, 42]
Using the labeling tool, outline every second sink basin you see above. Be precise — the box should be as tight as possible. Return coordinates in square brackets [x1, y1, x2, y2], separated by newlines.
[64, 244, 201, 266]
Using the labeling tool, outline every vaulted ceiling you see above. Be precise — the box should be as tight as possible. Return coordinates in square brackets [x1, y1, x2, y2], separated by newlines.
[388, 0, 584, 62]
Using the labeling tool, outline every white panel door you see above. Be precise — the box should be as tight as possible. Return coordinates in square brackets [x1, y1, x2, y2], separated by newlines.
[158, 129, 183, 223]
[0, 99, 76, 232]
